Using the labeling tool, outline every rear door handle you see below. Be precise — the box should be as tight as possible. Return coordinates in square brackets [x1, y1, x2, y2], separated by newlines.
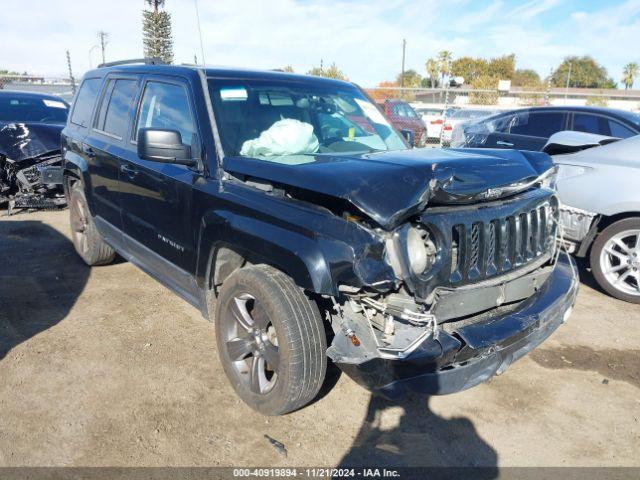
[82, 145, 96, 158]
[496, 140, 514, 147]
[120, 164, 139, 176]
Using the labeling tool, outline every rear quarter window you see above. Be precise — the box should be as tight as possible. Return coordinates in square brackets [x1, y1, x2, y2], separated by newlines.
[608, 119, 636, 138]
[70, 78, 103, 127]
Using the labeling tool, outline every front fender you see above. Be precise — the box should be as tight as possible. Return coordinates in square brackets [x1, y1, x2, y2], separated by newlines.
[195, 209, 334, 295]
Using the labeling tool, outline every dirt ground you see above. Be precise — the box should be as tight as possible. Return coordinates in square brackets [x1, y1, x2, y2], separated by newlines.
[0, 209, 639, 469]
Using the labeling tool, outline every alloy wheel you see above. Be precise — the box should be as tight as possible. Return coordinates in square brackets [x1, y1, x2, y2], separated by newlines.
[70, 195, 89, 254]
[222, 293, 280, 394]
[599, 229, 640, 297]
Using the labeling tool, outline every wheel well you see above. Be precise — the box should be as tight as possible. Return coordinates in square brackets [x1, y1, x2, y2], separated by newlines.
[63, 171, 81, 200]
[580, 212, 640, 258]
[205, 246, 333, 343]
[598, 212, 640, 231]
[209, 246, 248, 294]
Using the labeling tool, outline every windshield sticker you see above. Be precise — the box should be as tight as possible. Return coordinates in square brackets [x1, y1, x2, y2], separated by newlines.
[354, 98, 388, 126]
[43, 99, 67, 109]
[220, 87, 248, 101]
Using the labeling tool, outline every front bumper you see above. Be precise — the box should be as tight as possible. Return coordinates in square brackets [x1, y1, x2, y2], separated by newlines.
[336, 252, 579, 398]
[38, 165, 64, 185]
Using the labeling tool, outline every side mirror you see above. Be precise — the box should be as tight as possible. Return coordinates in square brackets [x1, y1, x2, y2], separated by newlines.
[400, 129, 415, 147]
[137, 128, 196, 166]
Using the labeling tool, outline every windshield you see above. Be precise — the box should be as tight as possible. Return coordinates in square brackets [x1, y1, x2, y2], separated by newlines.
[208, 78, 406, 161]
[0, 94, 69, 123]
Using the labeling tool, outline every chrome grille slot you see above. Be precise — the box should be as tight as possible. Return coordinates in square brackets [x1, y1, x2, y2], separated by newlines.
[449, 203, 553, 284]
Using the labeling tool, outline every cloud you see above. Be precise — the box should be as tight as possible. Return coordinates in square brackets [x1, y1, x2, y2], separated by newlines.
[0, 0, 637, 86]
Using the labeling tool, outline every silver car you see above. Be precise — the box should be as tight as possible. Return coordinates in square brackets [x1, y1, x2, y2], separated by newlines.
[548, 131, 640, 303]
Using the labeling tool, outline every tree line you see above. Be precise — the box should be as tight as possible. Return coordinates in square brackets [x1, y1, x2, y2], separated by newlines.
[388, 52, 638, 91]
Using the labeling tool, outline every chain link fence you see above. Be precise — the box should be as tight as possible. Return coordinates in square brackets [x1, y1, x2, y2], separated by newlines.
[366, 86, 640, 147]
[0, 75, 77, 103]
[2, 73, 639, 148]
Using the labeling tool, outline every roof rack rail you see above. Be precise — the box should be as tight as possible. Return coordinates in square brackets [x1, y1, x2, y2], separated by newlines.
[97, 58, 165, 68]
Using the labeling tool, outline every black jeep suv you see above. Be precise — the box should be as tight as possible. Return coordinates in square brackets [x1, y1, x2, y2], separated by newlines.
[61, 61, 578, 415]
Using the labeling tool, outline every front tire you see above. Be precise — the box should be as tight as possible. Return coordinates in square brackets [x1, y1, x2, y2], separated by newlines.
[69, 182, 115, 266]
[214, 265, 327, 415]
[590, 218, 640, 304]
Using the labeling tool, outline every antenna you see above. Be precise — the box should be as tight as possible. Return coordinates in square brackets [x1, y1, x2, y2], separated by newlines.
[194, 0, 206, 65]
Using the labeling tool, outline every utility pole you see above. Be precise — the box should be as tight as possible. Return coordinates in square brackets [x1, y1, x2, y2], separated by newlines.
[565, 62, 572, 100]
[149, 0, 163, 12]
[66, 50, 76, 95]
[545, 67, 553, 106]
[194, 0, 206, 64]
[400, 39, 406, 88]
[97, 30, 109, 65]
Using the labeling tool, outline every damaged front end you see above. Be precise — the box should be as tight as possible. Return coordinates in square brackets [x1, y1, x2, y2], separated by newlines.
[0, 123, 66, 214]
[324, 187, 578, 397]
[224, 145, 578, 396]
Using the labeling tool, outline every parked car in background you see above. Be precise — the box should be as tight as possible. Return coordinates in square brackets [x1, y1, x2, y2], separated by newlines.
[0, 90, 69, 213]
[61, 61, 577, 415]
[378, 99, 427, 146]
[452, 106, 640, 151]
[545, 131, 640, 303]
[441, 108, 498, 146]
[415, 107, 445, 141]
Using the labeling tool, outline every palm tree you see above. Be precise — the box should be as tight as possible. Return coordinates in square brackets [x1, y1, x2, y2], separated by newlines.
[425, 58, 439, 88]
[622, 62, 639, 90]
[437, 50, 453, 87]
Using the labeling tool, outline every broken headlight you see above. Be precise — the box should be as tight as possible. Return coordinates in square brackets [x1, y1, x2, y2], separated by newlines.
[539, 166, 559, 190]
[407, 226, 438, 275]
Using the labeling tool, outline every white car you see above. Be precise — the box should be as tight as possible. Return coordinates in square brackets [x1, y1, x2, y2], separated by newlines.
[416, 107, 445, 139]
[546, 131, 640, 304]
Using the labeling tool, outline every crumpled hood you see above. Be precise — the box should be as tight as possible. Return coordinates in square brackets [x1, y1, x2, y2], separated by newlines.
[224, 147, 554, 229]
[0, 122, 64, 162]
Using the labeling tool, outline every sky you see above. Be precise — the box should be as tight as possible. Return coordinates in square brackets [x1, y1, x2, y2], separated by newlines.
[1, 0, 639, 87]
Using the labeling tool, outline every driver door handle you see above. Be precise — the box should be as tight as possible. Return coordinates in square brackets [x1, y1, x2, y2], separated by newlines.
[82, 145, 96, 158]
[120, 164, 139, 176]
[496, 140, 514, 147]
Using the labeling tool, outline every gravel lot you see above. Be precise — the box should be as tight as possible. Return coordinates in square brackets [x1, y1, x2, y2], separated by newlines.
[0, 209, 639, 469]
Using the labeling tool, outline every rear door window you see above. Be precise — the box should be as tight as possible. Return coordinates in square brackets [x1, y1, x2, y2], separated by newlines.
[572, 113, 603, 135]
[134, 81, 195, 145]
[70, 78, 102, 127]
[95, 79, 138, 139]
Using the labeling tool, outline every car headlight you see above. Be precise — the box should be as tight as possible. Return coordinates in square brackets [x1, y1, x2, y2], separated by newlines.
[407, 226, 437, 275]
[556, 164, 592, 182]
[539, 166, 558, 190]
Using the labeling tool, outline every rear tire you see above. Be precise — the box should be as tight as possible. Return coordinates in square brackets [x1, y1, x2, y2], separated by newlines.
[590, 218, 640, 304]
[214, 265, 327, 415]
[69, 182, 115, 266]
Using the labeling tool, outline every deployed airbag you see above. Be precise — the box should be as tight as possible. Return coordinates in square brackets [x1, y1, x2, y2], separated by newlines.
[240, 118, 319, 157]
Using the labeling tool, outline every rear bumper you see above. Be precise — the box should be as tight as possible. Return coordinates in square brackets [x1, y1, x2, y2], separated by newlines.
[336, 252, 579, 398]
